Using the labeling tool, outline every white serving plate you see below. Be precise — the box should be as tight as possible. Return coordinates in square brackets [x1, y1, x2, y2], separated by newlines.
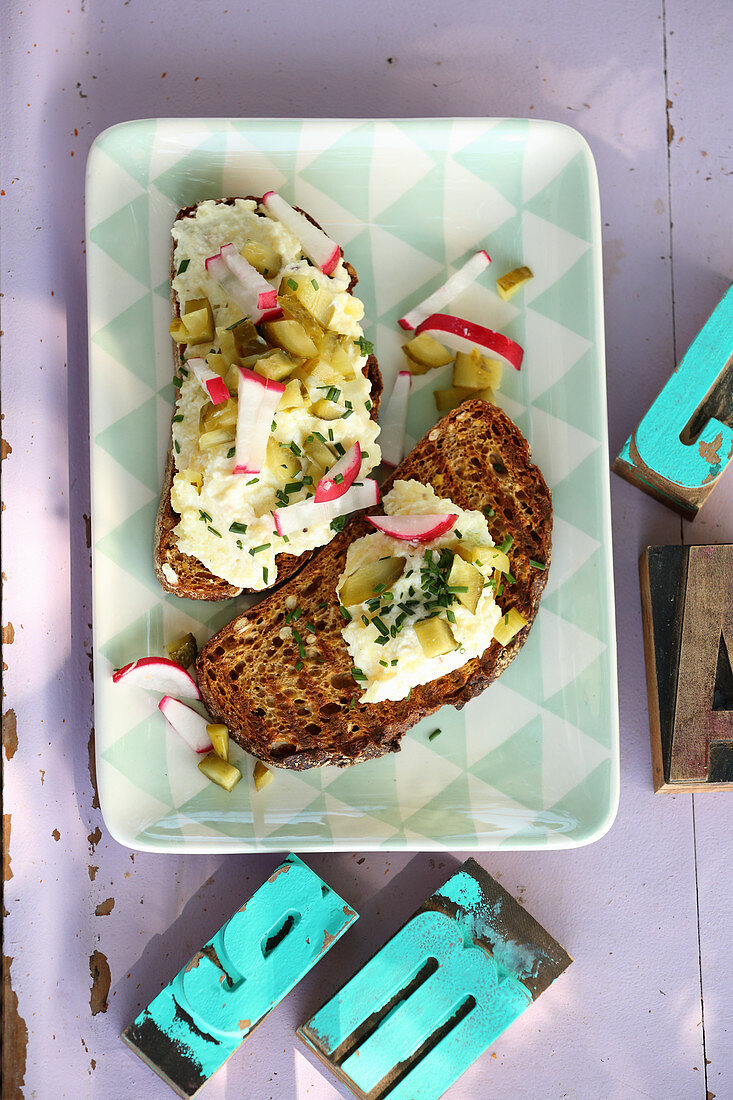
[87, 117, 618, 852]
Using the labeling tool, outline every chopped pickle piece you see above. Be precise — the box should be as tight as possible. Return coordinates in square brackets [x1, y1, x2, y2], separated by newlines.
[206, 352, 228, 378]
[169, 317, 188, 343]
[198, 752, 242, 792]
[261, 318, 319, 358]
[182, 298, 214, 345]
[200, 397, 238, 433]
[206, 723, 229, 761]
[278, 378, 307, 410]
[279, 274, 335, 328]
[312, 397, 344, 420]
[473, 386, 495, 404]
[447, 554, 483, 615]
[402, 332, 455, 374]
[253, 760, 274, 792]
[339, 556, 407, 606]
[493, 607, 528, 646]
[166, 632, 198, 669]
[178, 468, 203, 492]
[216, 326, 241, 368]
[414, 617, 458, 658]
[227, 318, 260, 355]
[241, 237, 279, 275]
[268, 437, 301, 484]
[251, 348, 302, 382]
[326, 294, 364, 334]
[433, 386, 476, 413]
[318, 332, 356, 378]
[452, 350, 503, 390]
[496, 265, 534, 302]
[306, 437, 338, 470]
[296, 358, 342, 389]
[199, 426, 235, 450]
[457, 544, 510, 573]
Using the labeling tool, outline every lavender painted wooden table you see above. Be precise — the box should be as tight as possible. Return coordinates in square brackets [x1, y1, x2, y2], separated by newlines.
[2, 2, 731, 1098]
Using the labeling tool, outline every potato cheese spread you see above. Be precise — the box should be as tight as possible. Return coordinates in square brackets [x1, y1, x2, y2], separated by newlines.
[337, 480, 503, 702]
[167, 199, 380, 591]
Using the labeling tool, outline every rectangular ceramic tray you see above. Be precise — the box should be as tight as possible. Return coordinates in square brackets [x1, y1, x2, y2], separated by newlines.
[87, 117, 618, 853]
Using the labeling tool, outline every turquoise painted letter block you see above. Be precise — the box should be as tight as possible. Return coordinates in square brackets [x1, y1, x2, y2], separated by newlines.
[614, 284, 733, 517]
[122, 854, 357, 1098]
[299, 858, 572, 1100]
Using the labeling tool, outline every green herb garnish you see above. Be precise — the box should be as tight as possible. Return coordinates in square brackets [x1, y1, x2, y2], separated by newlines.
[174, 439, 180, 453]
[354, 336, 374, 356]
[207, 525, 221, 538]
[529, 559, 546, 570]
[227, 447, 235, 459]
[287, 278, 298, 291]
[172, 414, 184, 423]
[177, 258, 190, 275]
[428, 728, 442, 741]
[249, 543, 270, 555]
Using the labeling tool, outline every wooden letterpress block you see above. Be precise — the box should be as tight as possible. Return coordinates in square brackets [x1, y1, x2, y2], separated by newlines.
[298, 858, 571, 1100]
[613, 284, 733, 518]
[640, 543, 733, 792]
[122, 854, 358, 1098]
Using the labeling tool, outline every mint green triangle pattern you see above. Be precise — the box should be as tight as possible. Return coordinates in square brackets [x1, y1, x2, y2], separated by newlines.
[102, 715, 174, 807]
[99, 605, 165, 668]
[528, 248, 596, 342]
[452, 119, 530, 205]
[524, 153, 593, 243]
[492, 625, 545, 706]
[298, 122, 375, 222]
[542, 651, 615, 751]
[338, 228, 376, 341]
[259, 793, 332, 846]
[403, 772, 477, 846]
[175, 784, 256, 841]
[95, 500, 160, 594]
[91, 293, 155, 386]
[324, 754, 398, 813]
[95, 396, 159, 492]
[89, 194, 150, 287]
[154, 278, 170, 300]
[532, 347, 605, 439]
[408, 707, 468, 774]
[542, 550, 607, 640]
[470, 715, 544, 810]
[377, 162, 447, 268]
[151, 134, 227, 208]
[98, 118, 158, 188]
[551, 452, 608, 539]
[544, 758, 613, 842]
[230, 118, 303, 194]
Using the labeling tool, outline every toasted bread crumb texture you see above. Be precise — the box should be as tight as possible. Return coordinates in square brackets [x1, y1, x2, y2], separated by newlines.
[197, 400, 552, 769]
[154, 197, 382, 599]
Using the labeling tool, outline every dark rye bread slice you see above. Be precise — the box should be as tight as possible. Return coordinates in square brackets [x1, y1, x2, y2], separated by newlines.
[197, 399, 552, 769]
[153, 196, 383, 599]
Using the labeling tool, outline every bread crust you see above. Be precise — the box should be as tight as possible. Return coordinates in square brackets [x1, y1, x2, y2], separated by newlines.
[153, 197, 383, 599]
[197, 399, 552, 769]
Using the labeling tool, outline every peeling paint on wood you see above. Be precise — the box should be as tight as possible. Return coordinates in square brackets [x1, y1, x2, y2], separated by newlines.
[95, 898, 115, 916]
[2, 622, 15, 645]
[87, 727, 100, 810]
[89, 950, 110, 1015]
[3, 815, 13, 881]
[2, 952, 28, 1100]
[2, 709, 18, 760]
[0, 438, 11, 461]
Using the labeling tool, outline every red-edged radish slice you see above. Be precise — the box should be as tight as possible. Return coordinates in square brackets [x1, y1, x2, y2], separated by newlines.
[414, 314, 523, 371]
[113, 656, 201, 699]
[205, 243, 282, 322]
[367, 513, 458, 542]
[234, 366, 285, 475]
[262, 191, 341, 276]
[274, 478, 379, 537]
[314, 442, 361, 503]
[158, 696, 213, 754]
[188, 357, 230, 406]
[380, 371, 411, 468]
[398, 251, 491, 331]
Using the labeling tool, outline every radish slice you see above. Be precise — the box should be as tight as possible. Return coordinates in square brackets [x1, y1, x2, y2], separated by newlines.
[415, 314, 523, 371]
[274, 478, 379, 537]
[367, 513, 458, 542]
[262, 191, 341, 276]
[398, 251, 491, 331]
[314, 442, 361, 502]
[158, 696, 213, 754]
[234, 366, 285, 475]
[205, 243, 282, 323]
[380, 371, 411, 468]
[188, 357, 230, 406]
[113, 656, 201, 700]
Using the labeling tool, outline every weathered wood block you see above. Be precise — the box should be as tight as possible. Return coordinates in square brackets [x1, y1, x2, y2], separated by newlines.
[298, 857, 571, 1100]
[613, 283, 733, 518]
[640, 544, 733, 792]
[122, 853, 358, 1098]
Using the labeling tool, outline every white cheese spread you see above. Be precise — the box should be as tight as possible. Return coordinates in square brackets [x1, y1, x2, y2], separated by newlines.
[337, 480, 502, 703]
[167, 199, 380, 590]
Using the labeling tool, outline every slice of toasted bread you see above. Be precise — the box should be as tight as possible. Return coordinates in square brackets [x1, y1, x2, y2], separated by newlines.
[196, 399, 552, 768]
[153, 197, 383, 600]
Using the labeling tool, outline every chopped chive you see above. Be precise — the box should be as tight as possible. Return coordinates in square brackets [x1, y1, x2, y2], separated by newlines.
[263, 566, 269, 584]
[354, 336, 374, 356]
[454, 528, 463, 539]
[504, 571, 516, 585]
[282, 534, 290, 542]
[375, 635, 389, 646]
[330, 515, 347, 532]
[484, 507, 496, 518]
[314, 430, 328, 445]
[328, 428, 334, 441]
[229, 521, 248, 534]
[174, 439, 181, 453]
[226, 318, 245, 331]
[172, 414, 184, 423]
[295, 659, 303, 671]
[365, 399, 372, 411]
[249, 543, 270, 555]
[498, 535, 514, 553]
[334, 441, 345, 456]
[179, 366, 188, 377]
[284, 482, 302, 494]
[342, 409, 354, 419]
[379, 659, 388, 668]
[428, 728, 442, 741]
[199, 509, 213, 522]
[529, 559, 546, 570]
[288, 441, 302, 456]
[317, 601, 328, 609]
[292, 628, 306, 659]
[371, 617, 388, 637]
[236, 539, 243, 549]
[351, 667, 367, 682]
[246, 477, 259, 486]
[207, 525, 221, 537]
[334, 473, 344, 484]
[172, 376, 182, 389]
[287, 278, 298, 291]
[339, 605, 352, 621]
[271, 420, 277, 432]
[319, 385, 341, 403]
[311, 278, 319, 290]
[391, 659, 398, 667]
[177, 258, 190, 275]
[446, 609, 456, 624]
[227, 447, 235, 459]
